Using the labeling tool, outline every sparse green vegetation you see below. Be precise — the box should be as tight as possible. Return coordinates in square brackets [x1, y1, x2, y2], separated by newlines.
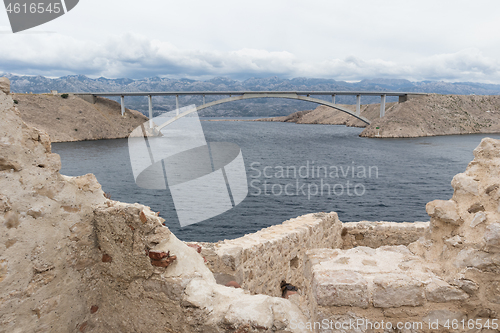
[13, 100, 18, 104]
[61, 94, 69, 99]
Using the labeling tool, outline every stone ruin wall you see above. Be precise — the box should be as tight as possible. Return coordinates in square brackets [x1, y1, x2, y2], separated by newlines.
[201, 217, 428, 299]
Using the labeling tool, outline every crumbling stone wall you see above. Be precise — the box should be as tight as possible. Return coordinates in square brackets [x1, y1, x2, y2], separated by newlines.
[341, 221, 429, 249]
[0, 78, 309, 333]
[202, 215, 430, 305]
[204, 212, 343, 298]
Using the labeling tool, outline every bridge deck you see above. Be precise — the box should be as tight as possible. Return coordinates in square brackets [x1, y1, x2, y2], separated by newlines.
[75, 91, 425, 97]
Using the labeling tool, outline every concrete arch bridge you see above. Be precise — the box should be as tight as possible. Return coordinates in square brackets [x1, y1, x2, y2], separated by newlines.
[75, 91, 426, 128]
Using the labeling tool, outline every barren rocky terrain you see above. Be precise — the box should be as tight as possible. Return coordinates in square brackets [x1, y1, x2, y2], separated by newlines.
[260, 94, 500, 138]
[361, 94, 500, 137]
[258, 102, 397, 128]
[12, 93, 148, 142]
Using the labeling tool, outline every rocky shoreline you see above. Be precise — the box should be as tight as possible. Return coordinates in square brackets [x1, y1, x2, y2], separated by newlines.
[259, 94, 500, 138]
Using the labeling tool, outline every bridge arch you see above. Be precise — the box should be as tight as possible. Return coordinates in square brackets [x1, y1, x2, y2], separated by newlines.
[157, 93, 370, 131]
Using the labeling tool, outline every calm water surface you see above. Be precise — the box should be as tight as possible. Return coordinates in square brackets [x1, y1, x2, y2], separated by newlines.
[52, 120, 500, 242]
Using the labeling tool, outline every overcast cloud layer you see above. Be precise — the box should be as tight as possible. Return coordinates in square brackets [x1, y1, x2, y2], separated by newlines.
[0, 0, 499, 82]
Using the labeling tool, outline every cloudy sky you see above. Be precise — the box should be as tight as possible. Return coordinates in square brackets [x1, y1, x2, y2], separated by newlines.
[0, 0, 499, 82]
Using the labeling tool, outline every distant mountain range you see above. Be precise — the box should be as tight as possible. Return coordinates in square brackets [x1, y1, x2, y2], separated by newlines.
[4, 74, 500, 117]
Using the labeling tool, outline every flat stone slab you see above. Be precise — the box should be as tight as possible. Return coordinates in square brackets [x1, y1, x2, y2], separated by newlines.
[308, 246, 467, 308]
[313, 270, 369, 308]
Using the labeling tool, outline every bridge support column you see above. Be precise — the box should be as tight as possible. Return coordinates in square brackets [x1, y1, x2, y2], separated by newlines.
[203, 94, 205, 105]
[380, 94, 386, 118]
[148, 95, 153, 127]
[332, 94, 336, 104]
[120, 95, 125, 116]
[176, 95, 179, 115]
[356, 94, 361, 116]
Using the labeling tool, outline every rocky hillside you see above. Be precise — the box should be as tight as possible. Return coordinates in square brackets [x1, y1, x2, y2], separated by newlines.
[361, 94, 500, 137]
[258, 102, 397, 128]
[11, 92, 148, 142]
[260, 94, 500, 138]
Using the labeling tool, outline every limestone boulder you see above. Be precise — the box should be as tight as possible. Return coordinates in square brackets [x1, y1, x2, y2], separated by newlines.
[470, 211, 487, 228]
[0, 77, 9, 95]
[312, 270, 369, 308]
[451, 173, 479, 196]
[425, 279, 468, 302]
[454, 248, 500, 272]
[422, 310, 466, 328]
[484, 223, 500, 250]
[426, 199, 462, 225]
[372, 274, 425, 308]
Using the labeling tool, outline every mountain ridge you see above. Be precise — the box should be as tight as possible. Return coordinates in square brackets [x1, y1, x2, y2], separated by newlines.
[4, 74, 500, 117]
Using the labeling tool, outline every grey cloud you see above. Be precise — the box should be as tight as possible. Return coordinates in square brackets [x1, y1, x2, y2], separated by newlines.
[0, 33, 499, 82]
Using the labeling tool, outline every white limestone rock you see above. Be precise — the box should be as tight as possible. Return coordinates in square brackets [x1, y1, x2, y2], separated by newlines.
[372, 274, 425, 308]
[425, 278, 469, 302]
[0, 77, 10, 95]
[486, 281, 500, 304]
[454, 278, 479, 295]
[312, 270, 369, 308]
[451, 173, 479, 196]
[426, 199, 462, 225]
[216, 245, 243, 271]
[470, 211, 487, 228]
[183, 278, 309, 332]
[422, 310, 466, 327]
[484, 223, 500, 249]
[444, 235, 463, 247]
[454, 248, 499, 271]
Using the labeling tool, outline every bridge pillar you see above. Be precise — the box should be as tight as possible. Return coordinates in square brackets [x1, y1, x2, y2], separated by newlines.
[148, 95, 153, 127]
[203, 94, 205, 105]
[176, 95, 179, 115]
[332, 94, 336, 104]
[356, 94, 361, 116]
[380, 94, 386, 118]
[120, 95, 125, 116]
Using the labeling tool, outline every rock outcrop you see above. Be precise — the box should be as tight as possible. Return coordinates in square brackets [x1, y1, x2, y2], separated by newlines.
[361, 94, 500, 138]
[12, 93, 148, 142]
[0, 77, 9, 95]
